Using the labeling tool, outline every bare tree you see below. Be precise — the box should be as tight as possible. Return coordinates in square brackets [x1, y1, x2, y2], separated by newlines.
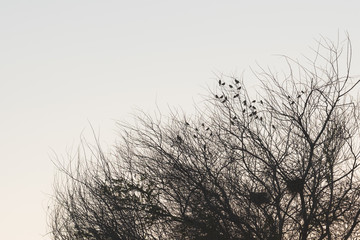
[49, 36, 360, 239]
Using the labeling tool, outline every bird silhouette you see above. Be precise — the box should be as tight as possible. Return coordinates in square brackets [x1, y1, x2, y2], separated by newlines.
[229, 84, 233, 88]
[235, 79, 240, 84]
[234, 94, 239, 98]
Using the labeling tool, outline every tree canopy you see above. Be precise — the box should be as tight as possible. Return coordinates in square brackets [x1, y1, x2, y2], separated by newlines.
[49, 37, 360, 240]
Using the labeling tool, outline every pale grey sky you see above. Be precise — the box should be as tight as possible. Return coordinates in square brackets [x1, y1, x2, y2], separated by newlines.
[0, 1, 359, 239]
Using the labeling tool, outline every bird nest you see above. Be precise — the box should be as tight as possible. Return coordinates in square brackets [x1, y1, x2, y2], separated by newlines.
[286, 177, 304, 194]
[249, 192, 270, 205]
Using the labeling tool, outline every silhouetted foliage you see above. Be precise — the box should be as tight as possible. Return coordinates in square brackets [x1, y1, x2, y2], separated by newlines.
[50, 37, 360, 239]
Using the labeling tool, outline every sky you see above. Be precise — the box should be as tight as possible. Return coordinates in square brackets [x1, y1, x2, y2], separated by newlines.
[0, 1, 359, 239]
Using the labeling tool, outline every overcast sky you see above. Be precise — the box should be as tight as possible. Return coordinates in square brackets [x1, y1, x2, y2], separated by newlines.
[1, 1, 359, 239]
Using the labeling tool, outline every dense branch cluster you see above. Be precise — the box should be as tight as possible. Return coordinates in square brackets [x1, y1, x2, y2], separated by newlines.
[50, 37, 360, 239]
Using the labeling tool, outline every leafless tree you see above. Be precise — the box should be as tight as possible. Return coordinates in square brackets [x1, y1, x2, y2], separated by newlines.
[49, 36, 360, 239]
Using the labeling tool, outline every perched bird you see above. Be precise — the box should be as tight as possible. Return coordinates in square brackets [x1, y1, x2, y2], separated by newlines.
[233, 94, 239, 98]
[218, 80, 222, 85]
[260, 100, 263, 104]
[235, 79, 240, 84]
[243, 100, 247, 106]
[237, 86, 242, 90]
[252, 100, 256, 103]
[215, 94, 219, 98]
[229, 84, 233, 88]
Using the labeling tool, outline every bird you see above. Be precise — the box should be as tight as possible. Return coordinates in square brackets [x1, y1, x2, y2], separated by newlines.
[252, 100, 256, 103]
[215, 94, 219, 98]
[234, 94, 239, 98]
[237, 86, 242, 90]
[235, 79, 240, 84]
[218, 80, 222, 85]
[229, 84, 233, 88]
[260, 100, 263, 104]
[243, 100, 247, 106]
